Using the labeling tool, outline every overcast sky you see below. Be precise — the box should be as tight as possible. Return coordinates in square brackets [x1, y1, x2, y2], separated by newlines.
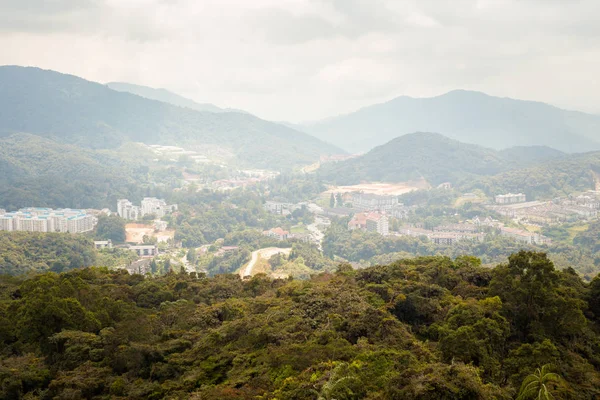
[1, 0, 599, 121]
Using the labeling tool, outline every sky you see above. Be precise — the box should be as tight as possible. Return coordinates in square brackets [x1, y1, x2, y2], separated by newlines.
[1, 0, 599, 122]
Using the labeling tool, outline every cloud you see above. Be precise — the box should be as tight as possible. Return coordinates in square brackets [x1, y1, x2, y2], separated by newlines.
[0, 0, 599, 120]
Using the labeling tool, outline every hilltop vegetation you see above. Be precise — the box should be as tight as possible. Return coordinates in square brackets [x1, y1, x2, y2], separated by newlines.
[305, 89, 600, 153]
[318, 132, 600, 200]
[0, 66, 341, 170]
[461, 151, 600, 200]
[1, 252, 600, 399]
[318, 132, 560, 186]
[0, 134, 162, 209]
[0, 232, 96, 275]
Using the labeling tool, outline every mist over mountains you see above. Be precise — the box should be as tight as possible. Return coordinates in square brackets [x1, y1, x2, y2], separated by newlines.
[304, 90, 600, 154]
[106, 82, 248, 115]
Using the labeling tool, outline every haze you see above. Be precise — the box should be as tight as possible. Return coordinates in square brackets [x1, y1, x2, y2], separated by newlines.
[1, 0, 599, 121]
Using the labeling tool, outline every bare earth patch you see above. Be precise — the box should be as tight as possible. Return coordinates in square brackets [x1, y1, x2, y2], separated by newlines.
[125, 223, 175, 244]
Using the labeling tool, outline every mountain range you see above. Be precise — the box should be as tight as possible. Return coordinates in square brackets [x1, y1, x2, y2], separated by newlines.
[304, 90, 600, 154]
[106, 82, 248, 114]
[0, 66, 342, 170]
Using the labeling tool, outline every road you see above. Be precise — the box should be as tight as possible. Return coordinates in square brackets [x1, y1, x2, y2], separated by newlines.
[240, 247, 292, 278]
[307, 216, 330, 250]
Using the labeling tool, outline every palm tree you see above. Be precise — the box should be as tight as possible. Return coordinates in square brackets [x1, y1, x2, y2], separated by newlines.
[517, 364, 563, 400]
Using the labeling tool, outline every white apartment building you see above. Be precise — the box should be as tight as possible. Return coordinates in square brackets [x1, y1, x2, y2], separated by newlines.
[0, 208, 96, 233]
[117, 199, 140, 220]
[118, 198, 177, 220]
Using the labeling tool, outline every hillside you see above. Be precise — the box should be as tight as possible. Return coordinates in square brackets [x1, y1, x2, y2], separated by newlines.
[0, 66, 342, 169]
[462, 150, 600, 200]
[0, 133, 154, 209]
[1, 252, 599, 398]
[318, 132, 510, 185]
[304, 90, 600, 153]
[106, 82, 247, 114]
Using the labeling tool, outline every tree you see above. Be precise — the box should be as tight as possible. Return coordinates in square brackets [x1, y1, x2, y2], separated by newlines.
[96, 215, 126, 243]
[336, 193, 343, 207]
[186, 248, 197, 264]
[517, 365, 563, 400]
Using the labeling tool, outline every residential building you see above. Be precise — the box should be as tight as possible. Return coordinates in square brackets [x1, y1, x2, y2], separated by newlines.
[263, 227, 289, 241]
[495, 193, 527, 204]
[351, 193, 399, 212]
[348, 212, 389, 236]
[366, 213, 389, 236]
[118, 198, 176, 220]
[0, 208, 96, 233]
[500, 227, 551, 245]
[433, 224, 478, 234]
[263, 201, 299, 216]
[117, 199, 140, 220]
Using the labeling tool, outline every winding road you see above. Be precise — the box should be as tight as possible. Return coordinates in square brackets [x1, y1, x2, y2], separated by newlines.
[240, 247, 292, 278]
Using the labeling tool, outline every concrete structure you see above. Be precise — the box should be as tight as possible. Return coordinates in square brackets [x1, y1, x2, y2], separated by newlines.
[128, 245, 158, 257]
[117, 199, 140, 220]
[263, 227, 289, 241]
[0, 208, 96, 233]
[495, 193, 527, 204]
[118, 198, 177, 220]
[398, 226, 485, 245]
[500, 227, 551, 245]
[348, 212, 389, 235]
[94, 240, 113, 249]
[351, 193, 399, 212]
[433, 224, 478, 234]
[263, 201, 299, 216]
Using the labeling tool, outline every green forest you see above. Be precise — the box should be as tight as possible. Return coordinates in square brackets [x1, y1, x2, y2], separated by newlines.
[1, 252, 599, 399]
[0, 232, 97, 275]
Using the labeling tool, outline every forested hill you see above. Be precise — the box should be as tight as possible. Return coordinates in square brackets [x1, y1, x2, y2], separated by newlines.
[106, 82, 246, 114]
[0, 66, 342, 169]
[318, 132, 527, 185]
[304, 89, 600, 153]
[1, 252, 600, 399]
[0, 133, 155, 210]
[462, 150, 600, 200]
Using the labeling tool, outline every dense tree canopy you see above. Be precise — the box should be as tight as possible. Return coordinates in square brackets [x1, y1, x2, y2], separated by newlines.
[1, 252, 600, 399]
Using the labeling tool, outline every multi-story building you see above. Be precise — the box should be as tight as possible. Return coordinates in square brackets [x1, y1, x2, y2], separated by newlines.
[500, 226, 551, 245]
[0, 208, 96, 233]
[495, 193, 527, 204]
[348, 212, 389, 236]
[117, 199, 140, 220]
[263, 227, 289, 241]
[351, 193, 399, 212]
[366, 213, 389, 236]
[118, 198, 176, 220]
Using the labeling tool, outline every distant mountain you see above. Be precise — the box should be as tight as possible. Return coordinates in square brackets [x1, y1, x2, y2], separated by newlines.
[304, 90, 600, 154]
[318, 132, 509, 185]
[106, 82, 247, 114]
[0, 66, 342, 170]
